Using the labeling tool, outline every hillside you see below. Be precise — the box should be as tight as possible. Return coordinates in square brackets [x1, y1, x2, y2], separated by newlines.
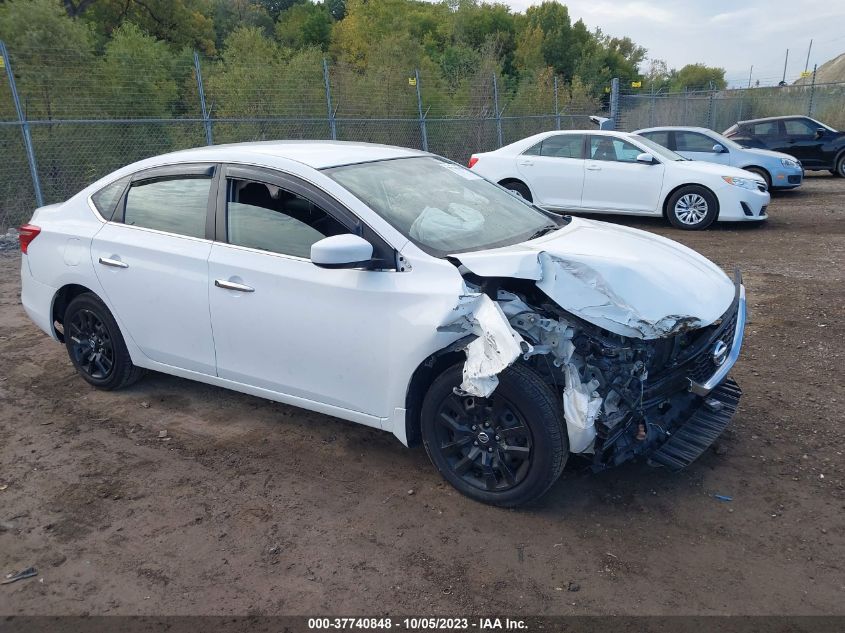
[795, 51, 845, 84]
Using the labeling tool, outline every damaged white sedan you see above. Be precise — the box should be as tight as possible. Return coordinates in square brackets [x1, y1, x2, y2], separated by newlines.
[20, 141, 746, 507]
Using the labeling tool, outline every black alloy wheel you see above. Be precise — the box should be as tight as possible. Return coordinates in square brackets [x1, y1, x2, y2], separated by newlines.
[421, 363, 567, 507]
[68, 308, 114, 380]
[63, 293, 145, 390]
[433, 390, 533, 492]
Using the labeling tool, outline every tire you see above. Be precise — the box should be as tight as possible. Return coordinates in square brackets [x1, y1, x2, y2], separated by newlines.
[64, 293, 144, 390]
[834, 154, 845, 177]
[666, 185, 718, 230]
[744, 167, 771, 190]
[501, 180, 532, 202]
[421, 363, 567, 507]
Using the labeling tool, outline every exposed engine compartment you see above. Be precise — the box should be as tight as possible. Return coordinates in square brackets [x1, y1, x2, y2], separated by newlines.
[443, 275, 743, 471]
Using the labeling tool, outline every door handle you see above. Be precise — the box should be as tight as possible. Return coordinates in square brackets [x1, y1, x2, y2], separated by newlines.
[99, 256, 129, 269]
[518, 160, 534, 166]
[586, 164, 602, 171]
[215, 279, 255, 293]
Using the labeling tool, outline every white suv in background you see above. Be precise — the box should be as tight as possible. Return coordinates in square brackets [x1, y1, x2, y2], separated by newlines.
[635, 126, 803, 190]
[469, 130, 771, 230]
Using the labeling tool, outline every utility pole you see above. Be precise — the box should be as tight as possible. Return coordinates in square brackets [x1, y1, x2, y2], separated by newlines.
[780, 49, 789, 85]
[747, 65, 753, 89]
[804, 39, 813, 74]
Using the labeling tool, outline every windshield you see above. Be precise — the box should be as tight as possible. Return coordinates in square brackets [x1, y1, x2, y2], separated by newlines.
[631, 135, 686, 161]
[325, 156, 564, 255]
[810, 118, 838, 133]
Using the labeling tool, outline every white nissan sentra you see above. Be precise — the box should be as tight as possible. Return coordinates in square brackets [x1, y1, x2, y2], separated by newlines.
[469, 130, 770, 230]
[19, 141, 746, 507]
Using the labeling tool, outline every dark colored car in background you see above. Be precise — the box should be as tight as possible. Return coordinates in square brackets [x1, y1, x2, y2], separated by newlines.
[723, 116, 845, 177]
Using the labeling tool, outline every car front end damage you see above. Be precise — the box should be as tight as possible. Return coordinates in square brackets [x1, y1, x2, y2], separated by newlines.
[441, 224, 746, 472]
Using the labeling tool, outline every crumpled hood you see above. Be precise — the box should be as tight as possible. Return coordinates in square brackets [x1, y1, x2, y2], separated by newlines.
[452, 217, 736, 339]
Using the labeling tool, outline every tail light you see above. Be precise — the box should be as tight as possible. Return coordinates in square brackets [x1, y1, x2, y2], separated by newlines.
[18, 224, 41, 254]
[468, 156, 479, 168]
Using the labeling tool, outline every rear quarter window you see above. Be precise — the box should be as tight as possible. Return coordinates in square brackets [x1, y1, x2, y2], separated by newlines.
[91, 177, 130, 221]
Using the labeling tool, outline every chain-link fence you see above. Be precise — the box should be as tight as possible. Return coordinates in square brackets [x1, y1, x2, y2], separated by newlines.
[0, 41, 602, 230]
[615, 77, 845, 133]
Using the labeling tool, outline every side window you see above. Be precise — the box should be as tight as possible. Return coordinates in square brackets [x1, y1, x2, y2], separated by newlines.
[226, 179, 349, 258]
[522, 142, 542, 156]
[589, 136, 642, 163]
[676, 131, 718, 153]
[91, 176, 129, 221]
[640, 131, 670, 148]
[752, 121, 778, 136]
[539, 134, 584, 158]
[783, 118, 816, 136]
[124, 176, 211, 239]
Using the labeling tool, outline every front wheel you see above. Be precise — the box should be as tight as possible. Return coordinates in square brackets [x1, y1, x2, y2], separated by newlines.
[834, 155, 845, 177]
[421, 363, 567, 507]
[64, 293, 144, 390]
[666, 185, 718, 230]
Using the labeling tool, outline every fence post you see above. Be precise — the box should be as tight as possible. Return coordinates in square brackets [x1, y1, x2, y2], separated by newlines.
[1, 40, 44, 208]
[609, 77, 619, 130]
[649, 84, 656, 127]
[414, 69, 428, 152]
[682, 88, 688, 125]
[707, 88, 716, 129]
[492, 73, 503, 147]
[808, 64, 817, 117]
[193, 52, 213, 145]
[323, 59, 337, 141]
[553, 75, 561, 130]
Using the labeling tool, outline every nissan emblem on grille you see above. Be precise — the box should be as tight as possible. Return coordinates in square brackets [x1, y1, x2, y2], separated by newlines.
[712, 340, 729, 367]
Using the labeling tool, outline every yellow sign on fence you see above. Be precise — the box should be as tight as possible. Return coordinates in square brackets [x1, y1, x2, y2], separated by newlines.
[800, 71, 812, 78]
[408, 76, 417, 86]
[631, 81, 642, 88]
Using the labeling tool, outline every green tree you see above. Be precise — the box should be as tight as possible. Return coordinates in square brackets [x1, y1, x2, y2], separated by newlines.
[82, 0, 217, 55]
[212, 0, 275, 49]
[670, 63, 727, 90]
[275, 2, 333, 51]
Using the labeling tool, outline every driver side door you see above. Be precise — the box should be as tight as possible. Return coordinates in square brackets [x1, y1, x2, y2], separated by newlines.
[207, 165, 409, 421]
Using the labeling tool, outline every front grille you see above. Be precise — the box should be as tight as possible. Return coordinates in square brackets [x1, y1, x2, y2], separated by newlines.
[688, 306, 739, 384]
[788, 175, 801, 184]
[759, 205, 768, 216]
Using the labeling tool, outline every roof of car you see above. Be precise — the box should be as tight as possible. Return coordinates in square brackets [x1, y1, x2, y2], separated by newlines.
[154, 140, 427, 170]
[735, 115, 805, 125]
[635, 126, 716, 134]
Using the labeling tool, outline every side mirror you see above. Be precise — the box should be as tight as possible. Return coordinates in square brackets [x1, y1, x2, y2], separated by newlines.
[712, 143, 726, 153]
[815, 128, 825, 138]
[311, 234, 373, 269]
[636, 152, 655, 164]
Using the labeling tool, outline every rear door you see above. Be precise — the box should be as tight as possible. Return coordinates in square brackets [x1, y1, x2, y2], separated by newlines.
[581, 135, 665, 214]
[674, 130, 731, 165]
[515, 134, 585, 210]
[91, 164, 217, 374]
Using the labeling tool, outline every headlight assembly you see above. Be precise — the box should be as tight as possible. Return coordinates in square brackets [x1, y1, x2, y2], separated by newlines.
[722, 176, 760, 190]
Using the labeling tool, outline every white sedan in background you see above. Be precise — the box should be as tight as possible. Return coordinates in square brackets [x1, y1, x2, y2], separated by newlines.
[19, 141, 746, 507]
[469, 130, 771, 230]
[635, 126, 803, 190]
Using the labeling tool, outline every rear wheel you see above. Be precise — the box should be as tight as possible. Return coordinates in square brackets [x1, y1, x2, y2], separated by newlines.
[744, 167, 771, 190]
[501, 180, 532, 202]
[421, 363, 567, 507]
[64, 293, 144, 390]
[666, 185, 718, 230]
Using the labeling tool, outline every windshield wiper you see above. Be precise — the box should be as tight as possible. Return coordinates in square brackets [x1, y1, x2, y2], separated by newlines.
[527, 224, 559, 240]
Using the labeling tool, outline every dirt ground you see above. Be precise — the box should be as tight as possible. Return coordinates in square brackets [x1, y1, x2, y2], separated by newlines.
[0, 175, 843, 617]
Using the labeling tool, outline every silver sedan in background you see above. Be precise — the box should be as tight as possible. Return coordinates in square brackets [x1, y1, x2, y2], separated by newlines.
[635, 126, 803, 190]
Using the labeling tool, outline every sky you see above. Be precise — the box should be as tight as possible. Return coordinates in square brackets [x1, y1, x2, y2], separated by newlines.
[502, 0, 845, 86]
